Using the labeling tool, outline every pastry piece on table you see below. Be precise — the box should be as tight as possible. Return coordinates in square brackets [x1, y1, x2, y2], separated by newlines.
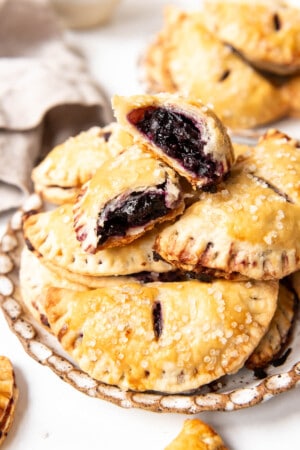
[112, 93, 234, 189]
[155, 161, 300, 281]
[43, 279, 278, 393]
[74, 145, 184, 253]
[202, 0, 300, 76]
[164, 418, 228, 450]
[32, 123, 129, 204]
[142, 7, 289, 130]
[22, 204, 173, 277]
[0, 356, 18, 447]
[246, 283, 296, 369]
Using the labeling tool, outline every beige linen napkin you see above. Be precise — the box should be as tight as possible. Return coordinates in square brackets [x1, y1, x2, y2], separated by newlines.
[0, 0, 112, 212]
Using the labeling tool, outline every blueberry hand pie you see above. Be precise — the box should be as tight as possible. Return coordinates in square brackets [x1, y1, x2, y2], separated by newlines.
[23, 204, 173, 277]
[32, 123, 129, 204]
[165, 419, 228, 450]
[203, 0, 300, 75]
[113, 93, 234, 188]
[155, 161, 300, 281]
[43, 279, 278, 393]
[74, 146, 184, 253]
[142, 7, 288, 130]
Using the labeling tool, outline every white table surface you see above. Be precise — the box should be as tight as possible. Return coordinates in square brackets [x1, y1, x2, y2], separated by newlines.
[1, 1, 300, 449]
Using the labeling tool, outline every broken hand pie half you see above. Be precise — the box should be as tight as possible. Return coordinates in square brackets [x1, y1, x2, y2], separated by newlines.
[23, 204, 173, 277]
[113, 93, 234, 189]
[165, 419, 228, 450]
[203, 0, 300, 75]
[142, 7, 288, 130]
[32, 123, 128, 204]
[74, 145, 184, 253]
[155, 160, 300, 281]
[43, 279, 278, 393]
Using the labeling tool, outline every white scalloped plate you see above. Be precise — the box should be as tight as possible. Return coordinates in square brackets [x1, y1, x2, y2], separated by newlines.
[1, 195, 300, 414]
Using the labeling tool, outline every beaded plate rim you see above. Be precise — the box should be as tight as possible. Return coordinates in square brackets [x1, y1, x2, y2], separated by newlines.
[1, 194, 300, 414]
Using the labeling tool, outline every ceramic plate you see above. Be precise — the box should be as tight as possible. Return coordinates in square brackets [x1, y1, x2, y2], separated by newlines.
[0, 194, 300, 414]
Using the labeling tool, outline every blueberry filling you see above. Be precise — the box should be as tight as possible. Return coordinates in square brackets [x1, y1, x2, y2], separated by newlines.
[273, 13, 281, 31]
[97, 184, 170, 245]
[127, 107, 222, 180]
[152, 301, 163, 339]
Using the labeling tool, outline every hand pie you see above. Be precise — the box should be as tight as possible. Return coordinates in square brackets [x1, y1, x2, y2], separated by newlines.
[74, 146, 184, 253]
[32, 123, 129, 204]
[164, 419, 228, 450]
[246, 283, 296, 369]
[155, 161, 300, 281]
[43, 279, 278, 393]
[203, 1, 300, 75]
[112, 93, 234, 189]
[0, 356, 18, 447]
[23, 204, 173, 277]
[142, 7, 289, 130]
[238, 129, 300, 205]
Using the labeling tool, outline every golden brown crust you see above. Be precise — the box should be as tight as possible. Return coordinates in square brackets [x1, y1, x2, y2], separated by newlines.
[164, 419, 228, 450]
[281, 75, 300, 116]
[246, 283, 296, 369]
[73, 145, 184, 253]
[113, 93, 234, 188]
[237, 129, 300, 206]
[203, 1, 300, 75]
[22, 204, 173, 277]
[43, 279, 278, 393]
[32, 123, 128, 204]
[20, 247, 88, 327]
[142, 7, 289, 130]
[155, 160, 300, 281]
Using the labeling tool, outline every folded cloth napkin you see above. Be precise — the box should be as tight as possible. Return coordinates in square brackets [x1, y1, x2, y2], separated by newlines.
[0, 0, 113, 212]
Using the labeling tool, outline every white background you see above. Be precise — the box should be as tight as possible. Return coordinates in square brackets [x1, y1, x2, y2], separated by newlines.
[1, 0, 300, 449]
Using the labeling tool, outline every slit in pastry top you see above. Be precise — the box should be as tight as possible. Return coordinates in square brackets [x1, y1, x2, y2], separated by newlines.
[112, 94, 234, 189]
[74, 145, 185, 253]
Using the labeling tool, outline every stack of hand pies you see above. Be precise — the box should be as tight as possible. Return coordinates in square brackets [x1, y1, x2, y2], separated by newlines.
[21, 93, 299, 395]
[143, 2, 300, 130]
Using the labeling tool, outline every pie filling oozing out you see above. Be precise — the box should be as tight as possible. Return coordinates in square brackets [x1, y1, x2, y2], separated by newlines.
[127, 106, 224, 183]
[95, 181, 180, 245]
